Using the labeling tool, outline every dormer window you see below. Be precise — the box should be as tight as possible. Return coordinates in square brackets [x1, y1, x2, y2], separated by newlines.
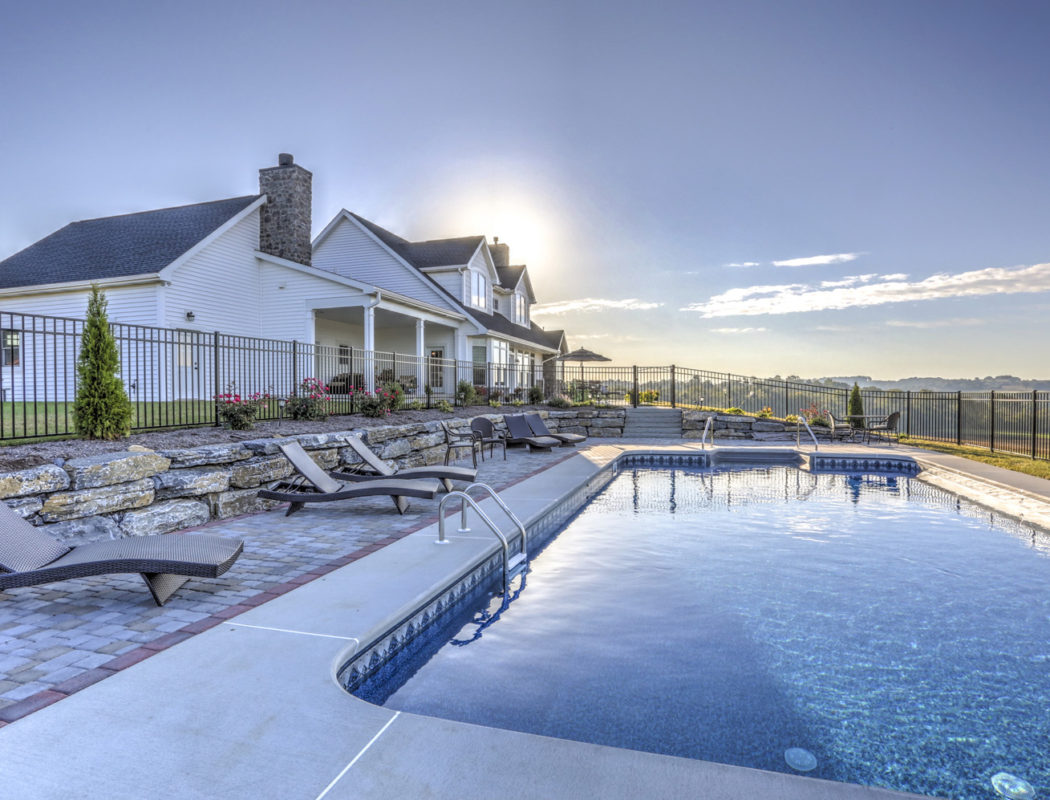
[470, 271, 488, 310]
[514, 293, 528, 325]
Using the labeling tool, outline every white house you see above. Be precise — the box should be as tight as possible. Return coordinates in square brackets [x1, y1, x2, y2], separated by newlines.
[0, 155, 568, 402]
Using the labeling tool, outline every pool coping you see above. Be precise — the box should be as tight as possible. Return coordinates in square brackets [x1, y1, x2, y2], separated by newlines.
[0, 442, 1045, 798]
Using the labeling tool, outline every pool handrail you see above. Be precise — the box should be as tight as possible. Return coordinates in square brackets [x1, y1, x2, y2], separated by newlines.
[796, 413, 820, 450]
[436, 483, 527, 594]
[699, 415, 714, 449]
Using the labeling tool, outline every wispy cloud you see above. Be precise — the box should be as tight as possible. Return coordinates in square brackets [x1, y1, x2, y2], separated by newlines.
[569, 333, 610, 340]
[885, 318, 985, 329]
[681, 263, 1050, 318]
[772, 252, 862, 267]
[819, 274, 876, 289]
[710, 327, 767, 334]
[724, 261, 760, 268]
[532, 297, 663, 315]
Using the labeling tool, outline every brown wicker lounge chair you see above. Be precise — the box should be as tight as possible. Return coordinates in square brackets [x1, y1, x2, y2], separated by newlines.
[0, 503, 243, 606]
[258, 441, 441, 516]
[503, 414, 561, 451]
[336, 435, 476, 492]
[525, 413, 586, 446]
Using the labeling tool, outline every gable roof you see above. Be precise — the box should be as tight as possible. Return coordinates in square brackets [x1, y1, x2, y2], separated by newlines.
[0, 195, 262, 290]
[495, 265, 536, 302]
[347, 213, 483, 268]
[342, 211, 562, 352]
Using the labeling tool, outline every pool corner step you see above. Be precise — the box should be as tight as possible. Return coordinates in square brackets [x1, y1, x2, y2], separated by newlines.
[711, 448, 802, 466]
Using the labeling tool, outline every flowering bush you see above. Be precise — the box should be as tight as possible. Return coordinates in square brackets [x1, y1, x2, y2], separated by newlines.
[547, 395, 572, 409]
[285, 377, 331, 421]
[799, 403, 830, 428]
[437, 399, 454, 413]
[215, 383, 270, 430]
[757, 406, 773, 419]
[381, 381, 405, 411]
[358, 389, 392, 418]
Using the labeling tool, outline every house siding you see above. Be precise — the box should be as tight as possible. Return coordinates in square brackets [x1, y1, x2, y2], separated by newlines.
[314, 218, 457, 311]
[163, 212, 263, 335]
[0, 285, 160, 403]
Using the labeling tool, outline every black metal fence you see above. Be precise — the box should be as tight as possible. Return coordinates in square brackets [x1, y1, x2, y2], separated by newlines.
[552, 365, 1050, 462]
[2, 311, 1048, 461]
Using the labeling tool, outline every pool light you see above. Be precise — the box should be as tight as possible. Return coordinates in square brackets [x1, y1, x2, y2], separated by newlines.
[785, 747, 818, 772]
[991, 772, 1035, 799]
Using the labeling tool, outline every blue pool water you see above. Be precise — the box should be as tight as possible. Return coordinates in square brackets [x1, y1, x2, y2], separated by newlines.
[353, 466, 1050, 799]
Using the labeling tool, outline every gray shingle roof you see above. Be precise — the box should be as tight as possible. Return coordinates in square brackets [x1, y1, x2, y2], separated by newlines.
[0, 195, 262, 290]
[348, 213, 482, 268]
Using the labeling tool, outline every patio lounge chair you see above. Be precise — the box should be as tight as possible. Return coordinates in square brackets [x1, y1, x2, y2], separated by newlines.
[865, 411, 901, 446]
[471, 417, 507, 461]
[525, 413, 586, 446]
[258, 441, 441, 516]
[503, 414, 561, 452]
[0, 503, 243, 606]
[337, 436, 476, 491]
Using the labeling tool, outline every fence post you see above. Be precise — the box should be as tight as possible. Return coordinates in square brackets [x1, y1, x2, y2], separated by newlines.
[670, 365, 676, 409]
[905, 391, 911, 437]
[1033, 389, 1038, 460]
[212, 331, 221, 427]
[784, 383, 789, 419]
[632, 366, 639, 408]
[727, 373, 732, 409]
[989, 390, 996, 452]
[956, 391, 962, 445]
[291, 340, 299, 393]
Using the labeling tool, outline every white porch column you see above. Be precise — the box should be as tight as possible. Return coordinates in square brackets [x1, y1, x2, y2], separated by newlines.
[363, 304, 376, 393]
[415, 319, 426, 398]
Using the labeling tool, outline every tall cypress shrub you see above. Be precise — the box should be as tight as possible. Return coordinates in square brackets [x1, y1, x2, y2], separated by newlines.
[847, 382, 865, 430]
[73, 286, 133, 439]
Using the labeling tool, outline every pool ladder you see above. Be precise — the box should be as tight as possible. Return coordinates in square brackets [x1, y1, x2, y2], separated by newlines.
[436, 483, 528, 594]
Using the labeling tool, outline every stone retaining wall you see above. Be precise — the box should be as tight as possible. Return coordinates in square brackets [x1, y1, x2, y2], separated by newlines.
[681, 409, 822, 441]
[0, 410, 625, 546]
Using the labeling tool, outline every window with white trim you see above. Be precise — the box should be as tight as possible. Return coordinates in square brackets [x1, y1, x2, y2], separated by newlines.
[514, 293, 528, 325]
[470, 271, 488, 310]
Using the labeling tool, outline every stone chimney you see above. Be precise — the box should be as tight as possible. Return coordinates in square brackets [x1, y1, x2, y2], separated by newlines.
[258, 153, 312, 266]
[490, 236, 510, 268]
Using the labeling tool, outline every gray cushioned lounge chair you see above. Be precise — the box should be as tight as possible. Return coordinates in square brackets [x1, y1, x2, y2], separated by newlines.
[258, 441, 441, 516]
[503, 414, 561, 451]
[0, 503, 243, 606]
[525, 413, 586, 446]
[336, 435, 476, 492]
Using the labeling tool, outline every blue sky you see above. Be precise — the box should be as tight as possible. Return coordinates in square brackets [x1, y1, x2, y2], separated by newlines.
[2, 0, 1048, 378]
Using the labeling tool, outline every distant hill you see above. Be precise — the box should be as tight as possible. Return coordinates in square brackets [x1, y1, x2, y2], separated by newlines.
[822, 375, 1050, 392]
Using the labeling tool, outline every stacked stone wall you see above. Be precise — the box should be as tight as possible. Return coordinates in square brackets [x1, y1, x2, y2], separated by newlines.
[0, 410, 624, 545]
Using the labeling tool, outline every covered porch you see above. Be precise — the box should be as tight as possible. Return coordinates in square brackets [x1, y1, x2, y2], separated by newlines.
[307, 293, 465, 396]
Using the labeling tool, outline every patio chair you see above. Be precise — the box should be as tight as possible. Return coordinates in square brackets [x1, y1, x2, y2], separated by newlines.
[826, 413, 854, 442]
[471, 417, 507, 461]
[525, 412, 586, 446]
[865, 411, 901, 446]
[503, 414, 561, 452]
[0, 503, 243, 606]
[440, 421, 479, 467]
[258, 441, 441, 516]
[337, 435, 476, 491]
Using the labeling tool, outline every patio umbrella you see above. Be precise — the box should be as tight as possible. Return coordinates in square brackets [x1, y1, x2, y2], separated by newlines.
[557, 347, 611, 383]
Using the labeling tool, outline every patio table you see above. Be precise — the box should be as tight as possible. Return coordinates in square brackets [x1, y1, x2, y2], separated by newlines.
[845, 414, 888, 443]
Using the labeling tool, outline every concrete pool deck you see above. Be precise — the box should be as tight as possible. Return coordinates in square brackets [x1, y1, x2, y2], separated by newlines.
[0, 440, 1047, 798]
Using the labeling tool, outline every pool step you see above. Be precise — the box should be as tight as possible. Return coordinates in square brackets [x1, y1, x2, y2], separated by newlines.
[622, 407, 683, 438]
[507, 552, 528, 580]
[712, 448, 802, 465]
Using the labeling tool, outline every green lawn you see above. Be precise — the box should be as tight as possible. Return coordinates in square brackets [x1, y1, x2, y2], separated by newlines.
[0, 400, 219, 443]
[900, 436, 1050, 481]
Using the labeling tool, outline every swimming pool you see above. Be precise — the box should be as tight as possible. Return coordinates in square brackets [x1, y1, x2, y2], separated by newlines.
[351, 465, 1050, 800]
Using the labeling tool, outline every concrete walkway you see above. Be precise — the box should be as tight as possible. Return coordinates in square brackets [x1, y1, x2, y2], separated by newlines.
[0, 440, 1047, 798]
